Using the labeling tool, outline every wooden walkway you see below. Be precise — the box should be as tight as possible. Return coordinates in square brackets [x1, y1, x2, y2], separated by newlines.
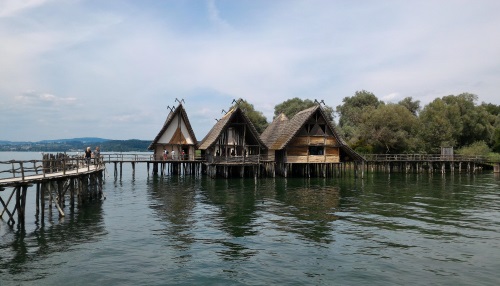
[1, 154, 105, 227]
[0, 164, 102, 187]
[362, 154, 497, 173]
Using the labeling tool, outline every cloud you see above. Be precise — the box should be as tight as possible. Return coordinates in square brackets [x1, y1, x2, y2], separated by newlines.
[1, 0, 500, 141]
[0, 0, 49, 18]
[15, 90, 77, 106]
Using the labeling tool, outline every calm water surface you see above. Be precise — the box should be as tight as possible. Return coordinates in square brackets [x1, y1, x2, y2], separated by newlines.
[1, 152, 499, 285]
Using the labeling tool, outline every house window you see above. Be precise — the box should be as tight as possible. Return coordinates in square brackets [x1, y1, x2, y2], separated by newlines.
[309, 146, 324, 155]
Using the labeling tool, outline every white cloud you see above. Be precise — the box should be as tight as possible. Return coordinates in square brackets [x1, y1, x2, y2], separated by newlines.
[0, 0, 49, 18]
[1, 0, 500, 141]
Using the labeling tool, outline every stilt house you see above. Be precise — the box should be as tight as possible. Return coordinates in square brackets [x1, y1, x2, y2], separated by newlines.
[198, 106, 267, 177]
[148, 103, 198, 161]
[261, 104, 364, 177]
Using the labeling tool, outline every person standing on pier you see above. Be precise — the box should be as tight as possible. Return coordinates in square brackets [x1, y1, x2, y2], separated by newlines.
[171, 150, 175, 160]
[84, 147, 92, 165]
[93, 147, 101, 164]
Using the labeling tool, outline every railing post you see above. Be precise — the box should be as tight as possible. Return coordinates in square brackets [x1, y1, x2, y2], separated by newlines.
[20, 162, 25, 180]
[63, 156, 66, 175]
[11, 161, 16, 178]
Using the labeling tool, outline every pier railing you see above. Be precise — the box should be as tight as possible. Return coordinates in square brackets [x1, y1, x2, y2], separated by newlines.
[362, 154, 487, 163]
[0, 154, 103, 182]
[101, 153, 205, 162]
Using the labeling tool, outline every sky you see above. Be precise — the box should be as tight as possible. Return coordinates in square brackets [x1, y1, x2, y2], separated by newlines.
[1, 0, 499, 142]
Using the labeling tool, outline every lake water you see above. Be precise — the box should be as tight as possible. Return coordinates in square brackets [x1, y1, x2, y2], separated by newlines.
[1, 152, 499, 285]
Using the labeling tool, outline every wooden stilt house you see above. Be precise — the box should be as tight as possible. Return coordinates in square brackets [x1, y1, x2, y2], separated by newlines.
[261, 104, 364, 177]
[198, 106, 267, 178]
[148, 103, 198, 161]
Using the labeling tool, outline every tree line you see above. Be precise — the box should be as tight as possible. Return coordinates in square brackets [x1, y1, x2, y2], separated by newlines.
[238, 91, 500, 157]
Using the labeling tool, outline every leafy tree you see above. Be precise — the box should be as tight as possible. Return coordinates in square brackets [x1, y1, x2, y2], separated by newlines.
[232, 99, 268, 134]
[336, 90, 384, 146]
[441, 93, 495, 147]
[358, 104, 421, 153]
[398, 97, 421, 116]
[481, 102, 500, 116]
[274, 97, 334, 121]
[418, 98, 461, 152]
[418, 93, 495, 152]
[493, 115, 500, 152]
[456, 141, 491, 156]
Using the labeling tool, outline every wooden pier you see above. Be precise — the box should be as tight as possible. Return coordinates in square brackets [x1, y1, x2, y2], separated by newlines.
[101, 153, 206, 178]
[2, 152, 498, 227]
[362, 154, 494, 174]
[0, 154, 105, 227]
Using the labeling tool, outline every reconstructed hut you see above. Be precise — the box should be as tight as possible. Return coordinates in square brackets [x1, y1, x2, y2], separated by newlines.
[261, 104, 364, 177]
[198, 106, 267, 178]
[148, 103, 198, 161]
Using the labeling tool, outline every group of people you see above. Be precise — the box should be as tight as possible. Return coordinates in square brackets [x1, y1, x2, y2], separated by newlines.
[162, 149, 186, 160]
[84, 146, 101, 164]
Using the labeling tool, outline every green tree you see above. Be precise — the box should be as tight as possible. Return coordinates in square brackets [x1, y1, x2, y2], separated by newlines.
[336, 90, 384, 146]
[481, 102, 500, 116]
[419, 93, 496, 152]
[456, 141, 491, 156]
[493, 115, 500, 152]
[274, 97, 334, 121]
[419, 98, 461, 152]
[398, 97, 421, 116]
[232, 99, 268, 134]
[358, 104, 421, 153]
[441, 93, 494, 147]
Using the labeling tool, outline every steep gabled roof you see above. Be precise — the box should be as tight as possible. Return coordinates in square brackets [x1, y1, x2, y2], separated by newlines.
[261, 105, 364, 161]
[260, 113, 289, 148]
[198, 106, 267, 150]
[148, 104, 198, 150]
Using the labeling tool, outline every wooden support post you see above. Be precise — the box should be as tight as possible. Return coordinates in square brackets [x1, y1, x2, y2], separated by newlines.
[0, 188, 16, 225]
[41, 183, 45, 223]
[36, 183, 40, 217]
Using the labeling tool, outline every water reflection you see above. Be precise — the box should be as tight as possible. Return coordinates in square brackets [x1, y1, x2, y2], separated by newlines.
[0, 202, 106, 279]
[202, 178, 260, 237]
[147, 175, 197, 251]
[204, 178, 341, 243]
[269, 178, 340, 243]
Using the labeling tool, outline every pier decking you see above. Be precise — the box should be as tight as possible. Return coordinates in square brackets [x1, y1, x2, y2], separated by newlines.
[2, 152, 498, 227]
[362, 154, 495, 173]
[1, 154, 105, 227]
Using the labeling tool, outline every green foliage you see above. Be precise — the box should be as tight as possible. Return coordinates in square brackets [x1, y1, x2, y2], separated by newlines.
[232, 99, 268, 134]
[419, 98, 461, 152]
[481, 103, 500, 116]
[274, 98, 334, 121]
[336, 90, 384, 144]
[358, 104, 421, 153]
[486, 152, 500, 162]
[443, 93, 494, 147]
[493, 124, 500, 152]
[398, 97, 421, 116]
[418, 93, 496, 152]
[456, 141, 491, 156]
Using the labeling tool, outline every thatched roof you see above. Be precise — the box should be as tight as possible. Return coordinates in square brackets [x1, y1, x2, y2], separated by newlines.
[261, 105, 364, 161]
[260, 113, 288, 147]
[198, 106, 267, 150]
[148, 104, 198, 150]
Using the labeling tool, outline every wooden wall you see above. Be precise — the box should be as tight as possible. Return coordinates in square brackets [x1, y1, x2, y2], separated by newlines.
[284, 136, 340, 163]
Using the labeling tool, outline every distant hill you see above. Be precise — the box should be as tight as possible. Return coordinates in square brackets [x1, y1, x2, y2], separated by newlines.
[38, 137, 109, 144]
[0, 138, 151, 152]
